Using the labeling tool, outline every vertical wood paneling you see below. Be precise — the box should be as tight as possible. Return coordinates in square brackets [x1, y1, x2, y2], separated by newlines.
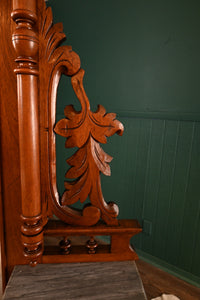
[191, 197, 200, 277]
[126, 119, 140, 218]
[141, 119, 165, 252]
[112, 118, 141, 218]
[164, 121, 195, 266]
[178, 122, 200, 275]
[56, 115, 200, 280]
[131, 119, 152, 247]
[152, 120, 180, 260]
[177, 122, 195, 271]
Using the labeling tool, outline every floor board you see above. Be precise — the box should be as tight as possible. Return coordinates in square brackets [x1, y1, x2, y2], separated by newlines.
[136, 260, 200, 300]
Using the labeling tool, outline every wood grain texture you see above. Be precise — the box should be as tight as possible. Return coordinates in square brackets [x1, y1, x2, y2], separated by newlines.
[0, 141, 6, 293]
[136, 260, 200, 300]
[0, 0, 27, 285]
[44, 219, 141, 236]
[11, 0, 43, 266]
[0, 99, 5, 293]
[2, 261, 147, 300]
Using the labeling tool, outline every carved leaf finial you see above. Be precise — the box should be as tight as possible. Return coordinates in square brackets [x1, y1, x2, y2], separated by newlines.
[40, 7, 81, 75]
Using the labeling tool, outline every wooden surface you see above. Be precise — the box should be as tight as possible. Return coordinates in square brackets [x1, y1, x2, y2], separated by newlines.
[44, 219, 141, 236]
[2, 261, 147, 300]
[11, 0, 43, 267]
[0, 252, 2, 299]
[136, 260, 200, 300]
[0, 0, 27, 284]
[42, 219, 141, 263]
[1, 257, 200, 300]
[0, 138, 6, 291]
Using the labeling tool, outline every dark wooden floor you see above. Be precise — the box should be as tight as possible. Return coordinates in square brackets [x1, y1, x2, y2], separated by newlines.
[136, 259, 200, 300]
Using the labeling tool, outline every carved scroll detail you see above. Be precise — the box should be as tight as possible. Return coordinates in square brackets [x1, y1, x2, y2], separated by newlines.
[39, 4, 124, 226]
[54, 69, 124, 225]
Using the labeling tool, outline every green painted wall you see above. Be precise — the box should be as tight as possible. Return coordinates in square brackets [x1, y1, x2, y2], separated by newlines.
[48, 0, 200, 285]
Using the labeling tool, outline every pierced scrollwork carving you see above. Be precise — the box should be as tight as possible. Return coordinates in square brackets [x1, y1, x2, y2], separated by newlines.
[40, 4, 124, 226]
[54, 69, 124, 225]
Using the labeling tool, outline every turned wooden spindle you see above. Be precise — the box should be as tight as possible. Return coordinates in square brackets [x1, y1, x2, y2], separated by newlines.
[86, 236, 98, 254]
[11, 0, 43, 265]
[59, 237, 71, 255]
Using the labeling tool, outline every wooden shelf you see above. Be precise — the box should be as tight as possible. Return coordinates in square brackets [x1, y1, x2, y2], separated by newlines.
[42, 219, 142, 264]
[44, 219, 142, 236]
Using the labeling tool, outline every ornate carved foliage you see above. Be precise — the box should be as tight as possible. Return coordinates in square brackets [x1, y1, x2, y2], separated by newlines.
[54, 69, 124, 225]
[40, 4, 124, 226]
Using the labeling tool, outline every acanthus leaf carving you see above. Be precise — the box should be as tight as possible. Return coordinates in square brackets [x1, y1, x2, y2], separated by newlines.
[40, 4, 124, 226]
[61, 137, 113, 206]
[40, 7, 80, 76]
[54, 69, 124, 149]
[54, 69, 124, 224]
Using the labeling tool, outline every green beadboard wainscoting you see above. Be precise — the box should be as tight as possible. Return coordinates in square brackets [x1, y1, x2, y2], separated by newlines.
[48, 0, 200, 286]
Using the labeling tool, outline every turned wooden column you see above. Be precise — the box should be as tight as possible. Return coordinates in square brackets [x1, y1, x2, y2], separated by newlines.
[11, 0, 43, 265]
